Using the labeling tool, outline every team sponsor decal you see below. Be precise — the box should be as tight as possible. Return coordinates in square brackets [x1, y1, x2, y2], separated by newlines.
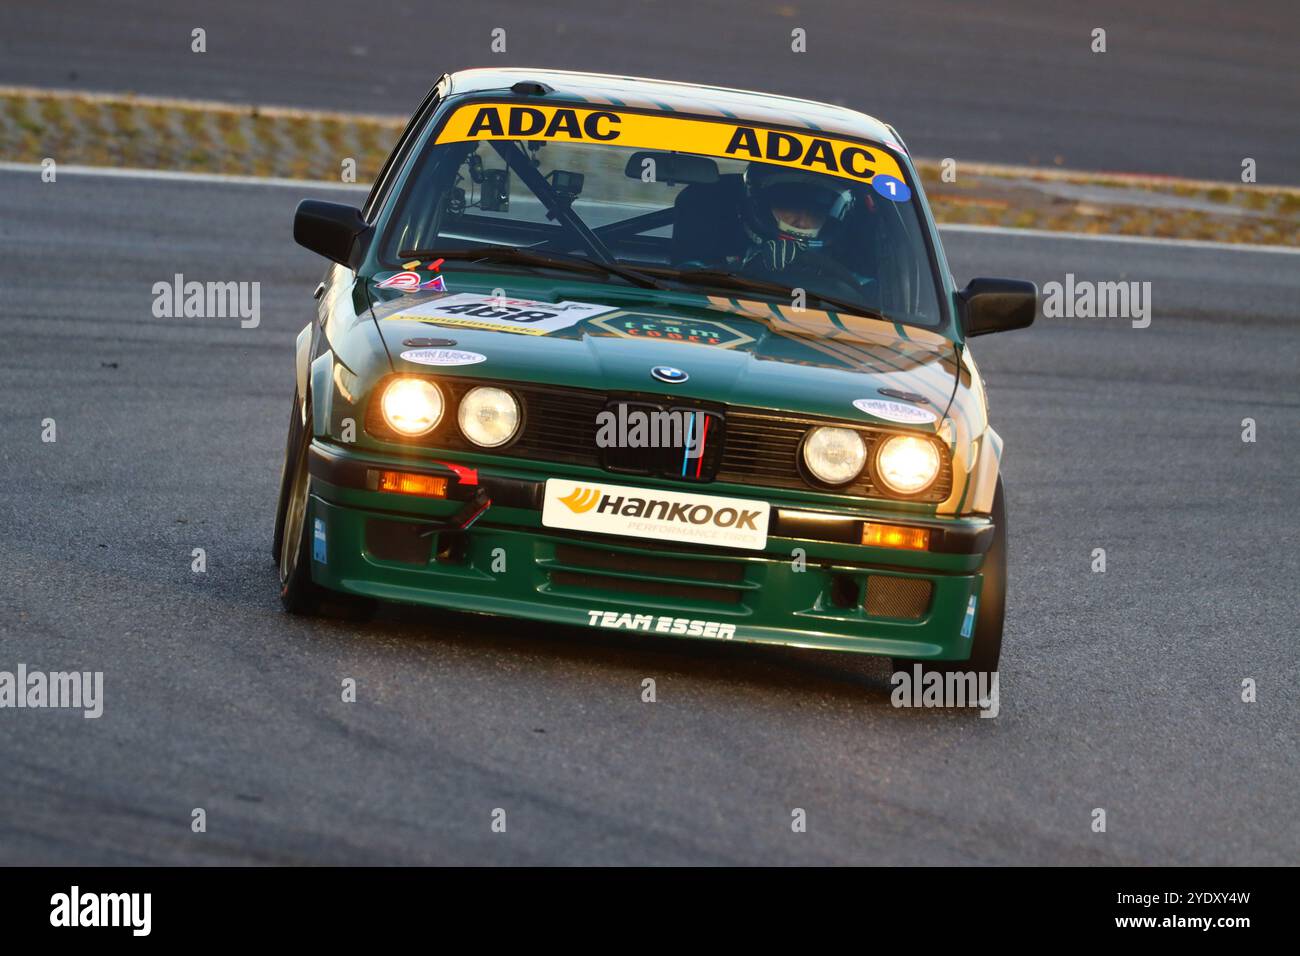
[588, 313, 755, 349]
[312, 517, 327, 563]
[852, 398, 938, 424]
[587, 609, 737, 640]
[436, 103, 907, 186]
[960, 594, 978, 638]
[542, 479, 769, 550]
[399, 348, 486, 366]
[375, 271, 447, 293]
[388, 292, 617, 335]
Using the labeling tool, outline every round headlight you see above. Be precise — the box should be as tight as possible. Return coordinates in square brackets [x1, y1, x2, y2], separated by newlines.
[381, 378, 443, 436]
[874, 435, 941, 495]
[803, 426, 867, 485]
[458, 386, 520, 448]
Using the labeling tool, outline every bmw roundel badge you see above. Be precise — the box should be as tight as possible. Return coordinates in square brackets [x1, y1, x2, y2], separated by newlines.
[651, 365, 689, 384]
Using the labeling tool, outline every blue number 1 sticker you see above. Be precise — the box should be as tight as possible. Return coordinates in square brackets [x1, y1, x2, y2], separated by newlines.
[872, 175, 911, 202]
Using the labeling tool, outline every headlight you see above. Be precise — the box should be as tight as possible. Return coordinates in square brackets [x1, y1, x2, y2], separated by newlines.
[874, 435, 941, 495]
[458, 386, 520, 447]
[380, 378, 443, 436]
[802, 426, 867, 485]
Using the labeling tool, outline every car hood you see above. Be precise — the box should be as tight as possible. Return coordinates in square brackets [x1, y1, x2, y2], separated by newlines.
[366, 282, 960, 430]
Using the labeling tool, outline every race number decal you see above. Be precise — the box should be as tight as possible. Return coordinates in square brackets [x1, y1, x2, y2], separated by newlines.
[388, 293, 617, 335]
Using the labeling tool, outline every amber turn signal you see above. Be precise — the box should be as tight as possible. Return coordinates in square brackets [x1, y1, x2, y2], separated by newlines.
[861, 522, 930, 551]
[373, 470, 449, 497]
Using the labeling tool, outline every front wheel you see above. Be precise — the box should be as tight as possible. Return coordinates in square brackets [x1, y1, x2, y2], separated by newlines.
[894, 476, 1006, 675]
[277, 403, 328, 615]
[274, 397, 376, 620]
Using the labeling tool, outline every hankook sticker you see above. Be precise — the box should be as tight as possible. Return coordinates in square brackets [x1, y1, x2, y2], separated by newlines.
[542, 479, 769, 550]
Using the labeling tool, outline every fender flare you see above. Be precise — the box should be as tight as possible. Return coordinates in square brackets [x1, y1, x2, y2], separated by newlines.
[294, 322, 313, 425]
[968, 427, 1003, 515]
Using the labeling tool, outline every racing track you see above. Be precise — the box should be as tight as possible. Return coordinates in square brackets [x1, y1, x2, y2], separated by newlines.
[0, 168, 1297, 864]
[3, 0, 1299, 182]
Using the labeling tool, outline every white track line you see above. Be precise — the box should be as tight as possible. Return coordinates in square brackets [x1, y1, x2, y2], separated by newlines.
[939, 222, 1300, 255]
[3, 161, 1297, 255]
[0, 161, 369, 191]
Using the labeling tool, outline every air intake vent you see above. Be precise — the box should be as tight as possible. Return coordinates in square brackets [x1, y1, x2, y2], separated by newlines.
[511, 80, 553, 96]
[864, 576, 932, 619]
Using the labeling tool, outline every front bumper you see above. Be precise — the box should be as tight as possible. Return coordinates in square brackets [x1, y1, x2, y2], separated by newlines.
[304, 441, 994, 659]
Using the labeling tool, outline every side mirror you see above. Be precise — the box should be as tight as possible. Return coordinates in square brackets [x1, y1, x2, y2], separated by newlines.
[958, 278, 1037, 336]
[293, 200, 370, 268]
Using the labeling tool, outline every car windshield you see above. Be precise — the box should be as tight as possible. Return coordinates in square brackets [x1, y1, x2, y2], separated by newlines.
[380, 102, 945, 328]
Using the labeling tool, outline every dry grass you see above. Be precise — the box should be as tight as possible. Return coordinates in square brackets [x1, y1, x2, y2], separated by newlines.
[1, 87, 1295, 247]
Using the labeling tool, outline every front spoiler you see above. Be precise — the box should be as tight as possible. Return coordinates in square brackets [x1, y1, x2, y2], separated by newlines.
[303, 441, 993, 660]
[307, 441, 995, 556]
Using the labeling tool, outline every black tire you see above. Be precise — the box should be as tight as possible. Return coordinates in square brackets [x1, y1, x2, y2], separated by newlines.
[277, 403, 328, 615]
[894, 477, 1006, 675]
[271, 390, 303, 561]
[275, 395, 378, 620]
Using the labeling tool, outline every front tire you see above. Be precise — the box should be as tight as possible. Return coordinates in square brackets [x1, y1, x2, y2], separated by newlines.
[274, 397, 377, 620]
[277, 403, 328, 615]
[272, 390, 304, 561]
[894, 476, 1006, 675]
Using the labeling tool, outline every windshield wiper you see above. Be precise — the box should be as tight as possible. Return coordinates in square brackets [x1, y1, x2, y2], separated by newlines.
[396, 246, 667, 290]
[660, 268, 887, 322]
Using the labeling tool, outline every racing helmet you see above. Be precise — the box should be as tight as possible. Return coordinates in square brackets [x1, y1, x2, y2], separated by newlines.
[741, 163, 854, 247]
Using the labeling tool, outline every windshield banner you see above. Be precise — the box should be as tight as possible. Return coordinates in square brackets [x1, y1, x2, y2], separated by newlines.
[435, 102, 906, 186]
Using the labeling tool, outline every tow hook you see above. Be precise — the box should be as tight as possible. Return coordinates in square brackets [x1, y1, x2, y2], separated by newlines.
[419, 486, 492, 536]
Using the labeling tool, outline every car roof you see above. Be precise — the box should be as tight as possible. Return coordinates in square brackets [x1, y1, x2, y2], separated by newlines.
[442, 68, 903, 149]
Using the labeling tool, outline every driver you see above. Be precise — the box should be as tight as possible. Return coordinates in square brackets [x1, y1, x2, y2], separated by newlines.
[731, 164, 857, 277]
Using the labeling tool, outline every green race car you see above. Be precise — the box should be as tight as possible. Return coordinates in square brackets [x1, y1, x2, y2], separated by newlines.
[275, 68, 1036, 673]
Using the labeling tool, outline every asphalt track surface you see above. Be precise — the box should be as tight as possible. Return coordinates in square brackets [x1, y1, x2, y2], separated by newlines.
[1, 168, 1297, 864]
[3, 0, 1299, 183]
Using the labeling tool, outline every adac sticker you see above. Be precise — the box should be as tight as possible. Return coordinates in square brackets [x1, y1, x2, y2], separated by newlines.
[436, 103, 907, 185]
[389, 292, 617, 336]
[852, 398, 937, 424]
[399, 348, 486, 367]
[376, 271, 447, 293]
[872, 175, 911, 202]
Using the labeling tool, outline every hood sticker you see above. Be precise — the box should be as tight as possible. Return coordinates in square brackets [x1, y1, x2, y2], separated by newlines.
[376, 271, 447, 293]
[589, 313, 755, 349]
[853, 398, 938, 424]
[399, 348, 486, 367]
[388, 293, 617, 336]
